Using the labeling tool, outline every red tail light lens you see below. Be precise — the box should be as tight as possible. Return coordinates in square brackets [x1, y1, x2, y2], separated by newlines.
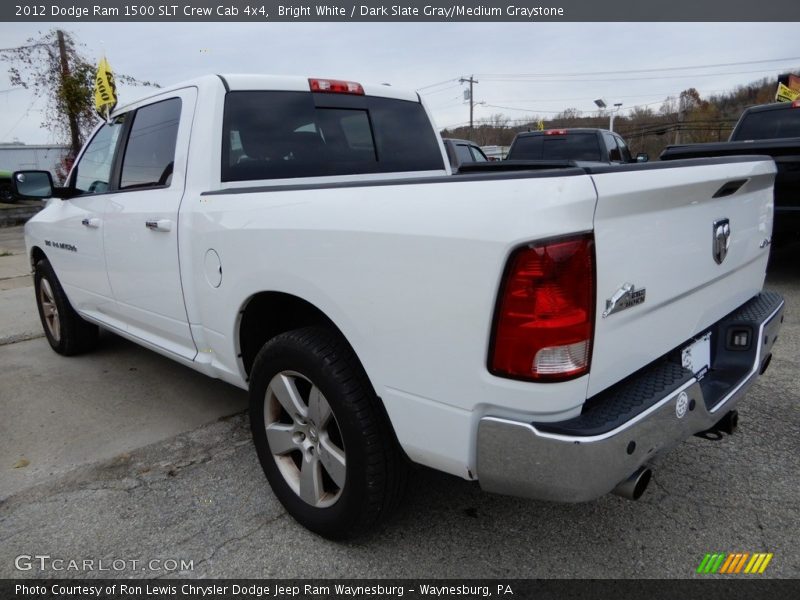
[490, 234, 596, 382]
[545, 129, 568, 135]
[308, 78, 364, 95]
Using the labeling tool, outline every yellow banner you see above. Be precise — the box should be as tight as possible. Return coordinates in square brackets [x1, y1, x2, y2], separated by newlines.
[537, 119, 545, 131]
[776, 82, 800, 103]
[94, 57, 117, 119]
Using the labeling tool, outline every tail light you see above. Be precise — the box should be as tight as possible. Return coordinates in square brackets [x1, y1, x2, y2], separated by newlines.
[792, 99, 800, 108]
[489, 233, 596, 382]
[545, 129, 568, 135]
[308, 78, 364, 95]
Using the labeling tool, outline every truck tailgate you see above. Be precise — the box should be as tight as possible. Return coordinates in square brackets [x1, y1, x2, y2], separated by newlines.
[587, 158, 776, 397]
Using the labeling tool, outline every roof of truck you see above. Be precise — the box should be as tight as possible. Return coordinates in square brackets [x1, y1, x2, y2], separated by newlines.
[115, 74, 419, 114]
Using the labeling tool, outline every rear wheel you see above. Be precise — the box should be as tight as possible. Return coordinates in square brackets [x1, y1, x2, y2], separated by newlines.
[34, 259, 98, 355]
[249, 327, 407, 538]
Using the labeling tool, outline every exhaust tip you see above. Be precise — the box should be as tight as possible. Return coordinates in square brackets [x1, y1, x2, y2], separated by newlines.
[612, 467, 652, 501]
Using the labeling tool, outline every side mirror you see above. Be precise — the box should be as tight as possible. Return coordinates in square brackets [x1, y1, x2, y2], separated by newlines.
[636, 153, 649, 163]
[12, 170, 54, 199]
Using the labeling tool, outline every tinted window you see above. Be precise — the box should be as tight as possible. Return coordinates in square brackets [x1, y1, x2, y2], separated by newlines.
[222, 91, 444, 182]
[469, 145, 488, 162]
[733, 107, 800, 140]
[511, 133, 602, 161]
[72, 116, 126, 195]
[614, 135, 632, 162]
[602, 133, 621, 162]
[455, 144, 473, 164]
[120, 98, 181, 190]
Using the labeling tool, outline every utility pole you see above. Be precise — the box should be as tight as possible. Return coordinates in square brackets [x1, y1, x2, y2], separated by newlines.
[56, 29, 81, 156]
[460, 75, 478, 131]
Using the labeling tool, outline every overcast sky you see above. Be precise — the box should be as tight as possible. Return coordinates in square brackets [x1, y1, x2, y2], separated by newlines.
[1, 21, 798, 144]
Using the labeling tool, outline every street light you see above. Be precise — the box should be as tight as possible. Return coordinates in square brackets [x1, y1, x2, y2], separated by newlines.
[594, 99, 606, 109]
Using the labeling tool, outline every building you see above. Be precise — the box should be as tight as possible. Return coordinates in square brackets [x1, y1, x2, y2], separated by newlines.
[0, 144, 70, 180]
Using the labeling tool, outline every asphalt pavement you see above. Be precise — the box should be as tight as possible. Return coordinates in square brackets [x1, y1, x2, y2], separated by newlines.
[0, 226, 798, 579]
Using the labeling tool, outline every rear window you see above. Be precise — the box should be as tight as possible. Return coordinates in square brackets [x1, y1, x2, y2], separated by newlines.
[510, 133, 602, 161]
[222, 91, 444, 182]
[733, 107, 800, 140]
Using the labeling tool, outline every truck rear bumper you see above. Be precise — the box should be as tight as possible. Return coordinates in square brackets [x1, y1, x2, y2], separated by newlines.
[476, 291, 785, 502]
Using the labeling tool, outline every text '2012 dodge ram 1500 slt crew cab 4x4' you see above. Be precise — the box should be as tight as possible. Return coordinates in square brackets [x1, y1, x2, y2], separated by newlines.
[15, 74, 784, 538]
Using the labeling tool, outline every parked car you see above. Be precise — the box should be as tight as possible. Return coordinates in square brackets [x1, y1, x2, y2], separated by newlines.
[442, 137, 489, 170]
[507, 128, 647, 163]
[661, 100, 800, 245]
[16, 74, 783, 539]
[1, 170, 17, 203]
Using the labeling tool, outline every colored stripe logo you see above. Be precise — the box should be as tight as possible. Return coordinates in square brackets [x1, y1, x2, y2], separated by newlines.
[697, 553, 773, 574]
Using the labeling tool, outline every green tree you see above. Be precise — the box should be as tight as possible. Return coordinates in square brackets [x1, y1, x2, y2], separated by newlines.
[1, 29, 157, 157]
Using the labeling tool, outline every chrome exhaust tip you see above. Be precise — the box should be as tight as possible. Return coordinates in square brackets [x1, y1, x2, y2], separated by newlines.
[612, 466, 652, 501]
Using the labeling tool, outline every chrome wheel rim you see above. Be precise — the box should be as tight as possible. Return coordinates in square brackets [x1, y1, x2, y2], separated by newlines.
[264, 371, 346, 508]
[39, 278, 61, 342]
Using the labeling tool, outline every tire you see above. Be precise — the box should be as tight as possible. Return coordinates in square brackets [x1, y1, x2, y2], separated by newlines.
[249, 326, 407, 539]
[34, 258, 99, 355]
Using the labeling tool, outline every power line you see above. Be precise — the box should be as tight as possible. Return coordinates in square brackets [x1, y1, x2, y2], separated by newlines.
[473, 56, 800, 79]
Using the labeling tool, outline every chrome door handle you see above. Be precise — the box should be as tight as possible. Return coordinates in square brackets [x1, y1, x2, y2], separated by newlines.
[145, 219, 172, 232]
[81, 217, 101, 228]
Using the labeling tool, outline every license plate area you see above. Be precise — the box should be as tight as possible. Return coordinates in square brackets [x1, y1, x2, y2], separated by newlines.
[682, 332, 711, 380]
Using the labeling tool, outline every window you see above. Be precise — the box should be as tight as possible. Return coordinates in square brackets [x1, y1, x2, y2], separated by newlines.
[120, 98, 181, 190]
[222, 91, 444, 182]
[469, 145, 488, 162]
[512, 133, 603, 161]
[614, 135, 632, 162]
[734, 108, 800, 140]
[455, 144, 474, 164]
[72, 116, 126, 195]
[602, 133, 622, 162]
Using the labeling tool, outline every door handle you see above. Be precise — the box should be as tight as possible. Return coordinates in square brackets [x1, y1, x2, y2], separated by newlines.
[81, 217, 101, 228]
[145, 219, 173, 232]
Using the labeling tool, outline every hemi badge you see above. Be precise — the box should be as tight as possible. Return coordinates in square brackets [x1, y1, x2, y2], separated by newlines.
[602, 283, 646, 318]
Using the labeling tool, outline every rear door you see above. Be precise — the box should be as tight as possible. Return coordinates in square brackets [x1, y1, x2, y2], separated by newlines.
[588, 158, 776, 396]
[102, 88, 197, 359]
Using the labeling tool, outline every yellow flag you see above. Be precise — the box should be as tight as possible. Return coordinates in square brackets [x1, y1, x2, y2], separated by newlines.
[94, 57, 117, 120]
[776, 82, 800, 103]
[537, 119, 545, 131]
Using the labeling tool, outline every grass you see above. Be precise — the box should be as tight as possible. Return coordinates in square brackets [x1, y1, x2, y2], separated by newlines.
[0, 251, 13, 257]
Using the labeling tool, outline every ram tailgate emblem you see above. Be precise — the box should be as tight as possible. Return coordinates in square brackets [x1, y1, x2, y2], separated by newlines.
[602, 283, 646, 318]
[713, 218, 731, 265]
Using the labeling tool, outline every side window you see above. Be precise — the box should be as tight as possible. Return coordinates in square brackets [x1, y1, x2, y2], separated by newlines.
[72, 115, 126, 195]
[614, 135, 632, 162]
[120, 98, 181, 190]
[602, 132, 622, 162]
[455, 144, 473, 164]
[469, 145, 488, 162]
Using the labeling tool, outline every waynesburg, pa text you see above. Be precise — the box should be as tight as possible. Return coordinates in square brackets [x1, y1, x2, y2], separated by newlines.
[15, 583, 514, 597]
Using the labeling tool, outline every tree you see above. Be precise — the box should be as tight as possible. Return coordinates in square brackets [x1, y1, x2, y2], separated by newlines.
[0, 29, 158, 157]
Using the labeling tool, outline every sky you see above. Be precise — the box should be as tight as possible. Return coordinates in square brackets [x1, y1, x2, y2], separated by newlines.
[1, 21, 799, 144]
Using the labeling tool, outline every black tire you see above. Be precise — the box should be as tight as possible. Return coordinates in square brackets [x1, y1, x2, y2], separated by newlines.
[34, 258, 99, 355]
[249, 326, 407, 539]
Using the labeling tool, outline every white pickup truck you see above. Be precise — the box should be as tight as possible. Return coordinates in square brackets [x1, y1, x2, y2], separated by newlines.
[16, 75, 784, 538]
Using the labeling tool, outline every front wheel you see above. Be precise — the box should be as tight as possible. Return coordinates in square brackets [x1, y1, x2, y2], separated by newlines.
[249, 327, 407, 539]
[34, 258, 98, 355]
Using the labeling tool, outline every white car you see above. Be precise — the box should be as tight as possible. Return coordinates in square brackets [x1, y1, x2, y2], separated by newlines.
[16, 74, 784, 538]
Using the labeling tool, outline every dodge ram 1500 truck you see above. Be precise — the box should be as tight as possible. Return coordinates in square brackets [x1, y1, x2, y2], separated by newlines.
[15, 75, 784, 539]
[506, 128, 647, 163]
[661, 100, 800, 245]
